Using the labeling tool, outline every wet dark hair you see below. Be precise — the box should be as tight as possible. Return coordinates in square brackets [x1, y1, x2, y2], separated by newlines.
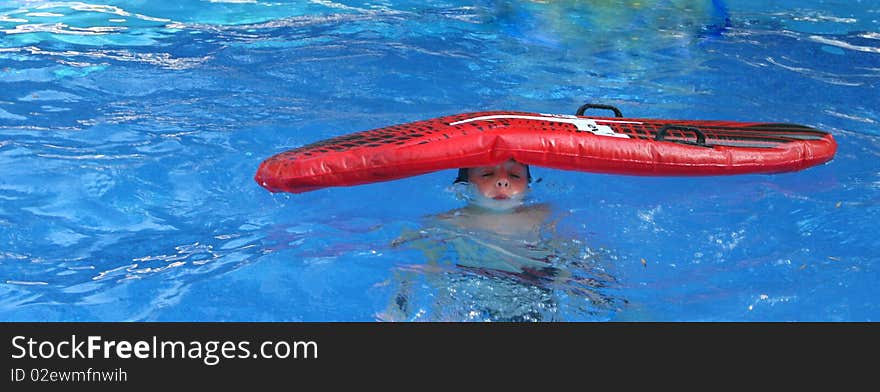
[453, 164, 532, 184]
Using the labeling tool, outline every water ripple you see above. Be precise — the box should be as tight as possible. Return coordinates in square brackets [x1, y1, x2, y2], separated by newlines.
[16, 46, 211, 70]
[808, 34, 880, 54]
[5, 280, 49, 286]
[166, 9, 409, 33]
[766, 56, 867, 86]
[1, 1, 173, 47]
[824, 110, 878, 125]
[3, 22, 126, 35]
[35, 152, 144, 160]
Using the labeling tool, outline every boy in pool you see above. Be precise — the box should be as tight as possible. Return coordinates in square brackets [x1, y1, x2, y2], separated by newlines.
[390, 158, 554, 246]
[440, 158, 551, 238]
[455, 159, 531, 209]
[382, 159, 618, 321]
[390, 158, 553, 251]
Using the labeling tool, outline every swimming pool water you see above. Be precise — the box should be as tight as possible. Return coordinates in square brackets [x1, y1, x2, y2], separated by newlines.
[0, 0, 877, 321]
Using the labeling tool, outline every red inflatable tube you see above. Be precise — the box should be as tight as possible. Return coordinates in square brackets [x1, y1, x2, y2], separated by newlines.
[255, 111, 837, 194]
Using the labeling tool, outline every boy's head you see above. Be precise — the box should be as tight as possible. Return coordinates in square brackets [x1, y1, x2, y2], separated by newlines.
[454, 159, 531, 210]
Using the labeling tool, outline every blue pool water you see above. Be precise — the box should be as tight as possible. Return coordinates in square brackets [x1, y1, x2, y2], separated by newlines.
[0, 0, 877, 321]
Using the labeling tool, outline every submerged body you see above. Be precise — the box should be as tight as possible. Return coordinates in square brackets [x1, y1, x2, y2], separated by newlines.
[381, 161, 621, 321]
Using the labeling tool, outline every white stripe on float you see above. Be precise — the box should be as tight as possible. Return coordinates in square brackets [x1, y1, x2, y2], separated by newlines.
[448, 114, 638, 138]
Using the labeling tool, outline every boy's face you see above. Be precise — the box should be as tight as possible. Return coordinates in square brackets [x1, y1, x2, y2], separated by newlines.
[467, 160, 529, 201]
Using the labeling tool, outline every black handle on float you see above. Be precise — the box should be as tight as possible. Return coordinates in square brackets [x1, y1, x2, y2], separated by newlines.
[575, 103, 623, 118]
[655, 125, 708, 146]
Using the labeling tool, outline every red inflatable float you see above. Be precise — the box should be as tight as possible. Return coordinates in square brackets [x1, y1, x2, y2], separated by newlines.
[255, 105, 837, 194]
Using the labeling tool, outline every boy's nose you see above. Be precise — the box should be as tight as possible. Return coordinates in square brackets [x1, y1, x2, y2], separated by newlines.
[496, 178, 509, 188]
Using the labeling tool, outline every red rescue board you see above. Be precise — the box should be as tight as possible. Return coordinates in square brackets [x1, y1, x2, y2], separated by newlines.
[255, 110, 837, 194]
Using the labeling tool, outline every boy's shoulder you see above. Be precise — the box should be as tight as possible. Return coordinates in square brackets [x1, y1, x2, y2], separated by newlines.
[434, 202, 551, 218]
[430, 203, 553, 237]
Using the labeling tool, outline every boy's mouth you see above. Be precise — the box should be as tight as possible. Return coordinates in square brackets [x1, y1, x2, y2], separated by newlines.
[492, 195, 509, 200]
